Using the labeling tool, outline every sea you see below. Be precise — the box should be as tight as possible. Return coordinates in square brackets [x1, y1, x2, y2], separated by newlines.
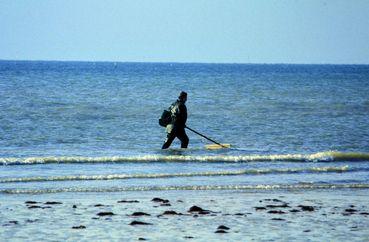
[1, 60, 369, 240]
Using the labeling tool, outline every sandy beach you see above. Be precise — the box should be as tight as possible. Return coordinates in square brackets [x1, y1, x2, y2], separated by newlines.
[1, 189, 369, 241]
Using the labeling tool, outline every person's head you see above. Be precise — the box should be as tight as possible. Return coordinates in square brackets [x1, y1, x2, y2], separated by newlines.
[178, 91, 187, 102]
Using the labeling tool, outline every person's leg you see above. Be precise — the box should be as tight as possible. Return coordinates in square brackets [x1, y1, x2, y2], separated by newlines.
[177, 128, 189, 148]
[162, 131, 176, 149]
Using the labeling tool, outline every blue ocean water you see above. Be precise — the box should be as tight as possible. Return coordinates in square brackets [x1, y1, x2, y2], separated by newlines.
[0, 60, 369, 194]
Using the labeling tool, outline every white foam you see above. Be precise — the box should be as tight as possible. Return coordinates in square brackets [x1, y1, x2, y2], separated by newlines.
[1, 151, 368, 165]
[0, 165, 350, 183]
[2, 183, 369, 194]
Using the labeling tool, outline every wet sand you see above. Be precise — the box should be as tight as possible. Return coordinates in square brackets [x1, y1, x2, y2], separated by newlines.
[1, 189, 369, 241]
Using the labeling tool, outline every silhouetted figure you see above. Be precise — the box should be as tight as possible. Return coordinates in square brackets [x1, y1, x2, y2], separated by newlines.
[162, 91, 189, 149]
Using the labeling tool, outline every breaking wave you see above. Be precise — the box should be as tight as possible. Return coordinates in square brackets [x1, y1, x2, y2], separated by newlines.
[2, 183, 369, 194]
[1, 151, 369, 165]
[0, 166, 351, 183]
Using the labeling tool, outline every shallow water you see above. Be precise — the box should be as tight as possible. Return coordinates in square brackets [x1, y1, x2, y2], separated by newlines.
[1, 61, 369, 157]
[1, 61, 369, 194]
[1, 61, 369, 240]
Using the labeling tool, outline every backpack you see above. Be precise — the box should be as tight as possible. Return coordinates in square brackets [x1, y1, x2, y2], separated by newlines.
[159, 109, 172, 127]
[159, 102, 179, 127]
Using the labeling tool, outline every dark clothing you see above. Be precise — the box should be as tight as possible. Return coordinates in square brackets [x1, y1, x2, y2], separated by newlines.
[162, 126, 189, 149]
[171, 100, 187, 128]
[161, 99, 189, 149]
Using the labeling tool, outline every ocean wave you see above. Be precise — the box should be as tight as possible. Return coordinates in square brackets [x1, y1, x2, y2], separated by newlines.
[0, 166, 350, 183]
[2, 183, 369, 194]
[1, 151, 369, 165]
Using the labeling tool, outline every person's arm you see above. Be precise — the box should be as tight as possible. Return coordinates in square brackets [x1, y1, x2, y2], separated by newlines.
[178, 104, 187, 126]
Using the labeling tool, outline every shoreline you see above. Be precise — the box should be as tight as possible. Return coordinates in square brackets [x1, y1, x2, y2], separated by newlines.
[1, 189, 369, 241]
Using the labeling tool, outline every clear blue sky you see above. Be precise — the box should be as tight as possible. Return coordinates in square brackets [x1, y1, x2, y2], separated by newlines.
[1, 0, 369, 64]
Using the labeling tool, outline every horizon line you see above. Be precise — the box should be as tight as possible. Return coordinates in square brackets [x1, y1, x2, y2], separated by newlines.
[1, 58, 368, 66]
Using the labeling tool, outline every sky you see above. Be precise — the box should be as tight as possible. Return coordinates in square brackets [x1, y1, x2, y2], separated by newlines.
[1, 0, 369, 64]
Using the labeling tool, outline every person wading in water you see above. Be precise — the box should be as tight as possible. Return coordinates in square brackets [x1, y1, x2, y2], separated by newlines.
[162, 91, 189, 149]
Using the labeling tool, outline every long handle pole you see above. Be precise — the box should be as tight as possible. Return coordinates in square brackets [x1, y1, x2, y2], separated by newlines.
[185, 126, 228, 148]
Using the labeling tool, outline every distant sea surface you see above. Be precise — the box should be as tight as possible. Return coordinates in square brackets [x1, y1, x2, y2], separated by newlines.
[0, 60, 369, 194]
